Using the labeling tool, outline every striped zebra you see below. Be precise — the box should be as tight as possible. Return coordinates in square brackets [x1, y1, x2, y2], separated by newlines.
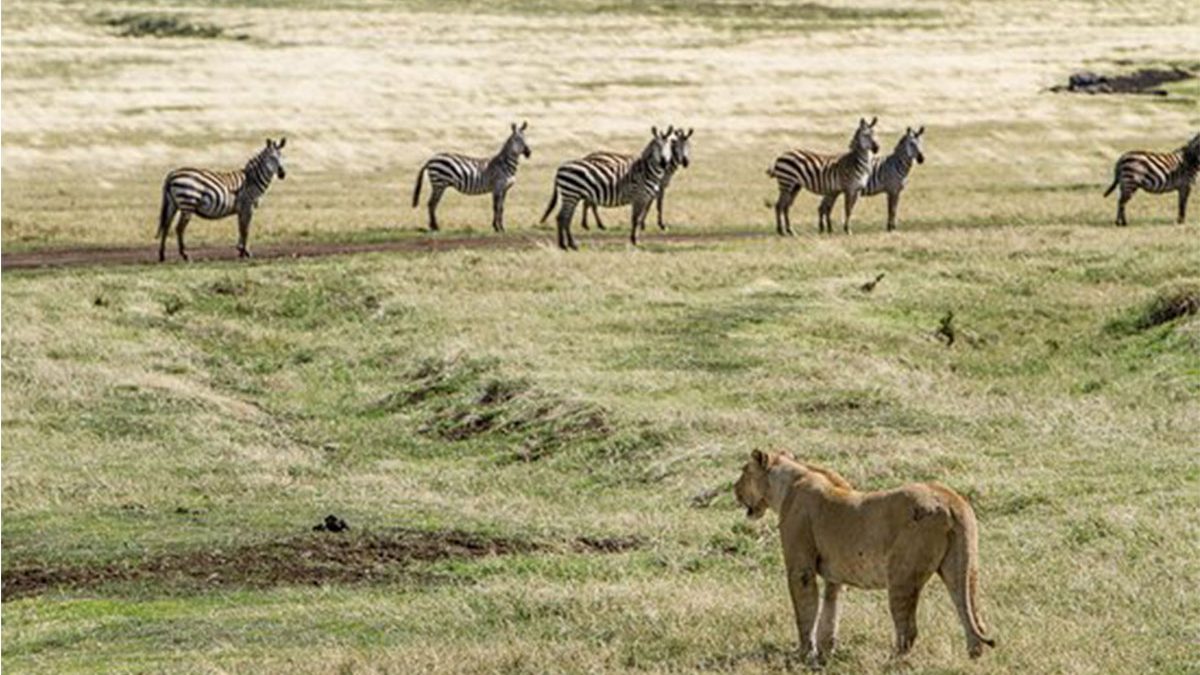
[767, 117, 879, 236]
[412, 122, 531, 232]
[540, 127, 674, 250]
[819, 126, 925, 232]
[1104, 132, 1200, 226]
[581, 128, 694, 232]
[157, 138, 287, 262]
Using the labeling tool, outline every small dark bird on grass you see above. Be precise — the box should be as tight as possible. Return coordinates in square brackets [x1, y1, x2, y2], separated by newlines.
[937, 311, 956, 346]
[313, 514, 350, 533]
[860, 273, 886, 293]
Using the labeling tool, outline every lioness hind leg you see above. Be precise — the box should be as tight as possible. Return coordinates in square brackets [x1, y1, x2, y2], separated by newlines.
[888, 584, 924, 655]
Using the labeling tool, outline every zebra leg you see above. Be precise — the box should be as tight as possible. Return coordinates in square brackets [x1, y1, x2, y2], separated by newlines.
[581, 202, 591, 230]
[237, 208, 253, 258]
[886, 191, 900, 231]
[1178, 186, 1190, 225]
[782, 188, 799, 236]
[158, 202, 178, 263]
[630, 201, 646, 245]
[818, 193, 837, 235]
[1116, 187, 1133, 226]
[842, 190, 859, 234]
[593, 204, 606, 231]
[492, 189, 505, 233]
[557, 198, 579, 250]
[176, 212, 192, 262]
[427, 185, 445, 231]
[656, 190, 666, 230]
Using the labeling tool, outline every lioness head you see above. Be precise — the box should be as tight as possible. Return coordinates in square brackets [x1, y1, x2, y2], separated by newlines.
[734, 449, 775, 520]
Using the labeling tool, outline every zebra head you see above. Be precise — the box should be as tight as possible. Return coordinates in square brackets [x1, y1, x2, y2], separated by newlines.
[646, 126, 674, 170]
[255, 137, 287, 180]
[852, 117, 880, 155]
[507, 121, 532, 159]
[1185, 132, 1200, 165]
[899, 126, 925, 164]
[672, 128, 694, 169]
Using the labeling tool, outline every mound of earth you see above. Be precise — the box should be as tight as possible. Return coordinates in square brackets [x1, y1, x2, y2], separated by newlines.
[1049, 67, 1193, 96]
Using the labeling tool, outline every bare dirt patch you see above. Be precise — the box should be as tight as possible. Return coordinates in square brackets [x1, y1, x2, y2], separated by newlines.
[2, 528, 646, 601]
[1, 529, 535, 601]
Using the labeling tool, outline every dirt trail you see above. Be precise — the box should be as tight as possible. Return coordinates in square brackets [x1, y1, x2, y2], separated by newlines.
[1, 231, 768, 271]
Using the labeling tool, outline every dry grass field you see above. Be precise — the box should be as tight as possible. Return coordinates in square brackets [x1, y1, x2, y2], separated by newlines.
[3, 1, 1200, 673]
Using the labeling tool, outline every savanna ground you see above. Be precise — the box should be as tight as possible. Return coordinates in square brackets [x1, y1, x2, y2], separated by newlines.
[3, 0, 1200, 673]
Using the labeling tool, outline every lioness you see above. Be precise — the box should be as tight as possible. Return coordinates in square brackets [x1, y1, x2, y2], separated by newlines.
[734, 450, 994, 663]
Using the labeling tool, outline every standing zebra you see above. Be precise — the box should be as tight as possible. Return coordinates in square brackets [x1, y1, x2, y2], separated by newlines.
[157, 138, 287, 262]
[540, 127, 673, 250]
[768, 117, 879, 236]
[412, 122, 532, 233]
[581, 128, 694, 232]
[819, 126, 925, 232]
[1104, 132, 1200, 226]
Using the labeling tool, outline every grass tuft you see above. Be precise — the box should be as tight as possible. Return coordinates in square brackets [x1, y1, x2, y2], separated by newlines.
[372, 355, 667, 465]
[1108, 282, 1200, 334]
[94, 12, 241, 40]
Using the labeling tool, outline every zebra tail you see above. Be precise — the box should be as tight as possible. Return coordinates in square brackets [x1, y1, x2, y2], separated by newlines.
[539, 186, 559, 224]
[157, 182, 172, 238]
[1103, 173, 1119, 198]
[412, 163, 427, 208]
[765, 166, 777, 178]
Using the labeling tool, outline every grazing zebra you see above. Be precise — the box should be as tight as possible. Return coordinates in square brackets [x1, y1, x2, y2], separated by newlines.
[412, 122, 532, 233]
[540, 127, 674, 250]
[581, 128, 694, 232]
[1104, 132, 1200, 226]
[767, 117, 879, 236]
[819, 126, 925, 232]
[157, 138, 287, 262]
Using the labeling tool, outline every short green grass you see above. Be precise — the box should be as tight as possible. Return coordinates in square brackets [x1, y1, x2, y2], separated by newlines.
[4, 226, 1200, 673]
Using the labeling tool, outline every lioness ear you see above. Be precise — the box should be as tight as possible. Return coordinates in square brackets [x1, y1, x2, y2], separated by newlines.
[780, 450, 795, 460]
[751, 449, 769, 468]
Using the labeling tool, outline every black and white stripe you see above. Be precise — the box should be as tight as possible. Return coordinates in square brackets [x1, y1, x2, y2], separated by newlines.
[820, 126, 924, 232]
[582, 128, 693, 232]
[157, 138, 286, 262]
[1104, 132, 1200, 226]
[412, 122, 532, 232]
[540, 127, 674, 250]
[768, 117, 879, 235]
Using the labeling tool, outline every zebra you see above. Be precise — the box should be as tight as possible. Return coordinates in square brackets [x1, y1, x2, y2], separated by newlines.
[767, 117, 879, 236]
[581, 128, 693, 232]
[539, 127, 673, 250]
[1104, 132, 1200, 226]
[818, 126, 925, 232]
[411, 122, 532, 233]
[157, 137, 287, 262]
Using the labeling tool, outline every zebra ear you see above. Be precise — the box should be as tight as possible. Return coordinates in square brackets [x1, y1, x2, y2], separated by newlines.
[916, 126, 925, 137]
[651, 126, 659, 138]
[664, 125, 674, 138]
[520, 120, 528, 131]
[686, 128, 694, 138]
[265, 138, 273, 148]
[277, 137, 286, 149]
[870, 116, 878, 127]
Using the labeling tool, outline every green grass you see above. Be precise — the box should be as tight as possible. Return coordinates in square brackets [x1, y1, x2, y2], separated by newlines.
[4, 226, 1200, 673]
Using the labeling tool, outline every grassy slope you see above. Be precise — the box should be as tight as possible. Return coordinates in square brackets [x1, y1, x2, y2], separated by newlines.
[4, 225, 1199, 673]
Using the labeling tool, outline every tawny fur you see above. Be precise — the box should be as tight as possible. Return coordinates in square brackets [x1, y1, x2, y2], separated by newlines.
[734, 450, 994, 664]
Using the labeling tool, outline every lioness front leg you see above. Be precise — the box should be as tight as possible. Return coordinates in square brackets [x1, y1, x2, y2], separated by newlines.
[786, 561, 821, 663]
[816, 581, 842, 662]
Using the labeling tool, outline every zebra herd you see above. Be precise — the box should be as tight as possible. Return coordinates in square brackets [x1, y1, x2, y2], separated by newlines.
[155, 126, 1200, 260]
